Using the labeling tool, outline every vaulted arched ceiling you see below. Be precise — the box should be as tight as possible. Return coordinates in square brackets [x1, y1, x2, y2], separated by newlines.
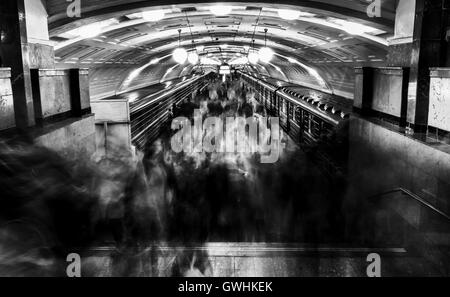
[47, 1, 396, 99]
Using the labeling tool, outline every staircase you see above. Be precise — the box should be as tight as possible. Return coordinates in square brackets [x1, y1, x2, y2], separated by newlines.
[76, 187, 450, 277]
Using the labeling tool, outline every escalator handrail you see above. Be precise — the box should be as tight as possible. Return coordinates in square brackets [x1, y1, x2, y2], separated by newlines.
[130, 75, 206, 113]
[370, 187, 450, 221]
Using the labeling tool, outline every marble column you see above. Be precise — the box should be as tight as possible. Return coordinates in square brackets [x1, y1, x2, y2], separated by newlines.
[387, 0, 450, 133]
[353, 67, 374, 115]
[0, 0, 35, 130]
[407, 0, 450, 132]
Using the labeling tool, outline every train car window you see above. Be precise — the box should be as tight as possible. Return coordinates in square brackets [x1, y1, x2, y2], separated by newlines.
[295, 108, 302, 124]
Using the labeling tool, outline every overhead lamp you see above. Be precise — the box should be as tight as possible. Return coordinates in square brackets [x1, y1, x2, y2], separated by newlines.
[248, 52, 259, 64]
[287, 57, 297, 63]
[142, 9, 166, 22]
[258, 29, 274, 63]
[339, 21, 367, 35]
[342, 25, 366, 35]
[70, 19, 120, 39]
[278, 9, 301, 20]
[210, 5, 232, 16]
[77, 24, 102, 38]
[259, 47, 274, 63]
[173, 48, 188, 64]
[188, 51, 199, 64]
[247, 38, 259, 64]
[200, 57, 221, 65]
[149, 58, 160, 64]
[230, 56, 249, 65]
[173, 29, 187, 64]
[183, 13, 200, 65]
[331, 19, 374, 35]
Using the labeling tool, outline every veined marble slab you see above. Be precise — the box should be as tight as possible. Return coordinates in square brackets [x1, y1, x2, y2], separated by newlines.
[429, 69, 450, 131]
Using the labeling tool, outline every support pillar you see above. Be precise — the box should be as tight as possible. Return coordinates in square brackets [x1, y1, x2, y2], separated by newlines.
[407, 0, 450, 132]
[387, 0, 450, 133]
[354, 67, 374, 115]
[0, 0, 35, 130]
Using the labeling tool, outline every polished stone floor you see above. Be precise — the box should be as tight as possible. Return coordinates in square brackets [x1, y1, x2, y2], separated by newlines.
[81, 243, 440, 277]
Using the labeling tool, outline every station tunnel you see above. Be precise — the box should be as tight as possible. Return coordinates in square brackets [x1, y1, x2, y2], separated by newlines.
[1, 0, 450, 277]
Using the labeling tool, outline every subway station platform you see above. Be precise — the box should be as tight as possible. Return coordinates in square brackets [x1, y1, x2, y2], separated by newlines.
[1, 0, 450, 278]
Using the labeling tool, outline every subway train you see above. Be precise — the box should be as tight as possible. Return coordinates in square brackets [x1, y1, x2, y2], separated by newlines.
[239, 72, 351, 176]
[240, 72, 350, 145]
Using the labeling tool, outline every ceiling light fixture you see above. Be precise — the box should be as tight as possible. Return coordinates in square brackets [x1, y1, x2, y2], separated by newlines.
[150, 58, 160, 64]
[331, 19, 375, 35]
[77, 24, 102, 38]
[230, 56, 249, 65]
[341, 24, 366, 35]
[278, 9, 301, 20]
[173, 29, 187, 64]
[259, 29, 274, 63]
[210, 5, 232, 16]
[246, 7, 263, 65]
[67, 19, 119, 39]
[248, 52, 259, 64]
[173, 48, 188, 64]
[142, 9, 166, 22]
[188, 51, 199, 64]
[200, 57, 221, 65]
[184, 12, 201, 68]
[248, 39, 259, 64]
[259, 47, 274, 63]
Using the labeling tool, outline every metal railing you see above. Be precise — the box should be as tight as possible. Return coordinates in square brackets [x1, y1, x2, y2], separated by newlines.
[370, 187, 450, 221]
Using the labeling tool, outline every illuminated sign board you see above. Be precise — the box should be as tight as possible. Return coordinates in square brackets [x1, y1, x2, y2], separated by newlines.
[219, 65, 231, 75]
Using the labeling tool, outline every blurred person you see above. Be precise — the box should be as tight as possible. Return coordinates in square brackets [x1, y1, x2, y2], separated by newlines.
[0, 140, 101, 276]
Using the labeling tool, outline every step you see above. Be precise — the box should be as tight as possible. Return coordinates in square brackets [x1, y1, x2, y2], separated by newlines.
[78, 242, 440, 277]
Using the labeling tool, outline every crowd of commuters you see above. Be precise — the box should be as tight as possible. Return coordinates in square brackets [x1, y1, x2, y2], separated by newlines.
[0, 75, 348, 277]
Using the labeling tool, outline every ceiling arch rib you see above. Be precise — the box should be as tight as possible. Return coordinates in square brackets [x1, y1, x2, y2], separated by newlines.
[53, 7, 389, 51]
[47, 0, 395, 33]
[49, 2, 394, 99]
